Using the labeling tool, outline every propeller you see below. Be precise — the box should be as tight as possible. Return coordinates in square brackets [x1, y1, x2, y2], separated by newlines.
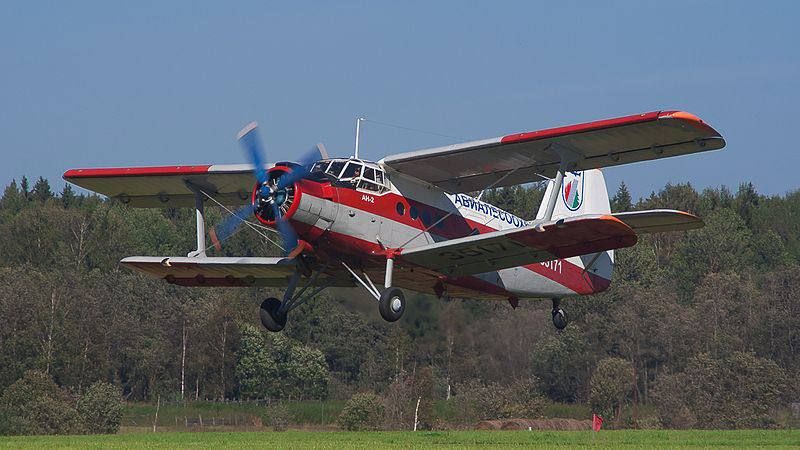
[209, 122, 325, 256]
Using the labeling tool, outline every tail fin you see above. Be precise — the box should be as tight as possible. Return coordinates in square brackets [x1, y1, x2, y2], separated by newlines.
[536, 169, 614, 288]
[536, 169, 611, 219]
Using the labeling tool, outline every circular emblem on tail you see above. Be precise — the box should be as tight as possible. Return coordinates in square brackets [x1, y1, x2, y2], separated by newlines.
[562, 171, 584, 211]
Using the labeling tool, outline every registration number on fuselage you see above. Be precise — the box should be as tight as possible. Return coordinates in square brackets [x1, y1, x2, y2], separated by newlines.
[361, 194, 375, 204]
[540, 259, 563, 274]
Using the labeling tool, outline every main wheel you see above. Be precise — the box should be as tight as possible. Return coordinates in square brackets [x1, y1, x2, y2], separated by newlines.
[379, 288, 405, 322]
[552, 308, 568, 330]
[260, 297, 287, 332]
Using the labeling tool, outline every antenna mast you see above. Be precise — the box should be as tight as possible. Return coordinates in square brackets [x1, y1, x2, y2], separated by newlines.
[354, 117, 365, 159]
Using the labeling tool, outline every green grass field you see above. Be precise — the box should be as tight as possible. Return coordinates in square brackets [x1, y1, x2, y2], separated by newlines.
[1, 430, 799, 449]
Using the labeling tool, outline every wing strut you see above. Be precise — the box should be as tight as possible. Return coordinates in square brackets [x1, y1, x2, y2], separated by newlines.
[542, 144, 581, 221]
[185, 181, 208, 257]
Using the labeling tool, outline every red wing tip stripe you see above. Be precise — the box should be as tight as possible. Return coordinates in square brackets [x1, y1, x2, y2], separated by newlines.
[63, 165, 213, 179]
[500, 111, 662, 144]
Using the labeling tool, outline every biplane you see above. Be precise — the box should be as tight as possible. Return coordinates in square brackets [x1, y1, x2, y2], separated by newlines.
[64, 110, 725, 331]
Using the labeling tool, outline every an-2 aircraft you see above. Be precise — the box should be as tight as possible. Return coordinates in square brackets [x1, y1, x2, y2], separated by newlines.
[64, 110, 725, 331]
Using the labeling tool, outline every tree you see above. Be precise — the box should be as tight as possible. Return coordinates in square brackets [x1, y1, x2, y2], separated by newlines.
[452, 377, 546, 424]
[236, 323, 329, 400]
[338, 391, 385, 431]
[77, 381, 124, 434]
[589, 357, 634, 423]
[611, 182, 633, 212]
[60, 184, 77, 209]
[1, 179, 24, 213]
[652, 352, 788, 429]
[31, 176, 53, 203]
[670, 208, 753, 295]
[20, 176, 30, 201]
[0, 370, 81, 435]
[531, 326, 589, 402]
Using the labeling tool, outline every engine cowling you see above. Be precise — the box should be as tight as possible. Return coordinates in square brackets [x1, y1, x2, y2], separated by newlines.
[251, 165, 303, 226]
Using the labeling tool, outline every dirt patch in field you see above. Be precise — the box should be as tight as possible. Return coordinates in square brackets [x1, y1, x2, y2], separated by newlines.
[475, 418, 591, 431]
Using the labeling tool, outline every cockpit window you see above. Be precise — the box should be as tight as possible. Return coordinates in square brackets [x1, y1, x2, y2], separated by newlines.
[310, 158, 390, 193]
[326, 161, 346, 178]
[312, 160, 330, 173]
[340, 162, 363, 179]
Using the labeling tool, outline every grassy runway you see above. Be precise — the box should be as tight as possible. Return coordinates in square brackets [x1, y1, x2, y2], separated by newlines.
[1, 430, 799, 449]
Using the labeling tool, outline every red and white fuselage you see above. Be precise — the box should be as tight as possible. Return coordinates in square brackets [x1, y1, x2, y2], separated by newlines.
[272, 160, 613, 302]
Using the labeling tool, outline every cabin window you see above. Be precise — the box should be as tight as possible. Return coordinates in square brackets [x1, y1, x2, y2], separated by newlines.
[358, 179, 382, 192]
[410, 206, 419, 220]
[396, 202, 405, 216]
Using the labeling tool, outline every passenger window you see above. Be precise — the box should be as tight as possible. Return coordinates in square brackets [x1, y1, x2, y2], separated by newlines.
[421, 210, 431, 226]
[375, 170, 385, 186]
[396, 202, 405, 215]
[364, 167, 376, 182]
[358, 180, 381, 192]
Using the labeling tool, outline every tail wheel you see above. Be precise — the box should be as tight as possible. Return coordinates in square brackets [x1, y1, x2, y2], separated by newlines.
[260, 297, 287, 332]
[379, 288, 405, 322]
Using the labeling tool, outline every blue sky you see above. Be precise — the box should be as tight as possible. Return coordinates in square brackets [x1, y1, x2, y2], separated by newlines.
[1, 1, 798, 200]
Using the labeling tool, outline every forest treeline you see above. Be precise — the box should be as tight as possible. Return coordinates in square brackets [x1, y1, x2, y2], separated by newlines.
[0, 176, 798, 430]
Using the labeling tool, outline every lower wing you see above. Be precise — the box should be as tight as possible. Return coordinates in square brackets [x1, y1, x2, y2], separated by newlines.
[121, 256, 353, 287]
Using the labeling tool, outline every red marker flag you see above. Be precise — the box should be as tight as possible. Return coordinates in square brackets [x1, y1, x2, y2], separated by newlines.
[592, 413, 603, 432]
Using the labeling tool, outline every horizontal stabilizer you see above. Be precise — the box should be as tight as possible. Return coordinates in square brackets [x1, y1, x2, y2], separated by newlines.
[612, 209, 703, 234]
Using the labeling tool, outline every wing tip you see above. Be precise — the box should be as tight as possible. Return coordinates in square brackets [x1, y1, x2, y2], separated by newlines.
[658, 110, 724, 141]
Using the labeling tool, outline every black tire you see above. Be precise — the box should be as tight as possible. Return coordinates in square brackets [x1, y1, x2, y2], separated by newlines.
[379, 288, 405, 322]
[260, 297, 287, 332]
[552, 308, 568, 330]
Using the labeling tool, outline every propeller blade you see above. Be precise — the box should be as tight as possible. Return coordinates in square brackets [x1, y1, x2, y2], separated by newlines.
[271, 201, 299, 256]
[276, 143, 327, 191]
[209, 204, 255, 251]
[237, 122, 269, 187]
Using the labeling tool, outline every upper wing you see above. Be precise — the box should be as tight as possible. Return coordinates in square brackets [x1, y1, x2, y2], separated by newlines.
[121, 256, 354, 287]
[63, 164, 262, 207]
[398, 215, 637, 277]
[381, 110, 725, 193]
[611, 209, 703, 234]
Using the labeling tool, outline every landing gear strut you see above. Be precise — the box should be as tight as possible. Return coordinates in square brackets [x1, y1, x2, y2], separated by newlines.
[551, 298, 568, 330]
[258, 260, 333, 332]
[341, 255, 406, 323]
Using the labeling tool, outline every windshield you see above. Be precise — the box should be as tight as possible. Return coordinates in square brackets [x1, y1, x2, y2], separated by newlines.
[326, 161, 346, 178]
[310, 158, 389, 192]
